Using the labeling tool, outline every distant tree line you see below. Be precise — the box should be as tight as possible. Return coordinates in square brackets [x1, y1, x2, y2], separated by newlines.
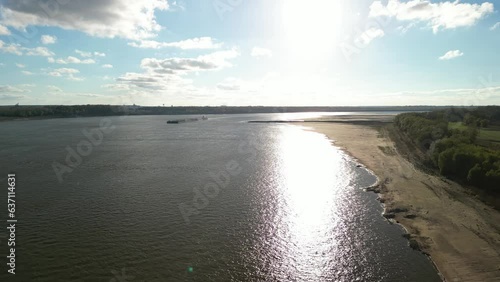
[0, 105, 117, 118]
[394, 106, 500, 193]
[0, 105, 454, 118]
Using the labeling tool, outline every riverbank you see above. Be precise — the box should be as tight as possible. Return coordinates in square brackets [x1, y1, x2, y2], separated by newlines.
[301, 117, 500, 282]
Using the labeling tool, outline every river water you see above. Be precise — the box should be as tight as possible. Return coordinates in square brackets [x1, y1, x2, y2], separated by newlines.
[0, 113, 441, 281]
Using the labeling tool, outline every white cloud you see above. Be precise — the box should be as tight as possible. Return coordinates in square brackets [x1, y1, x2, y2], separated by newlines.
[75, 50, 105, 58]
[0, 40, 22, 55]
[47, 85, 63, 92]
[0, 85, 30, 93]
[41, 35, 57, 44]
[0, 0, 170, 40]
[77, 93, 108, 98]
[128, 37, 222, 50]
[217, 78, 241, 91]
[116, 49, 240, 91]
[75, 50, 92, 57]
[102, 64, 113, 68]
[0, 93, 25, 100]
[251, 47, 272, 58]
[372, 86, 500, 106]
[0, 42, 52, 56]
[48, 68, 77, 77]
[491, 22, 500, 31]
[0, 85, 33, 102]
[51, 56, 96, 64]
[19, 84, 35, 88]
[217, 84, 240, 91]
[369, 0, 494, 33]
[67, 76, 84, 82]
[47, 68, 83, 81]
[439, 50, 464, 60]
[0, 24, 10, 35]
[25, 46, 54, 57]
[103, 83, 131, 91]
[49, 51, 103, 64]
[16, 63, 25, 68]
[139, 49, 239, 75]
[198, 49, 240, 69]
[21, 70, 34, 75]
[0, 84, 33, 101]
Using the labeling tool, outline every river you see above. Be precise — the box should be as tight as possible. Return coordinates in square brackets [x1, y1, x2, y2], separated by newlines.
[0, 113, 441, 281]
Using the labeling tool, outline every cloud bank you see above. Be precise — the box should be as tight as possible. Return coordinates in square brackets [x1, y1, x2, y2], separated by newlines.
[0, 0, 170, 40]
[369, 0, 494, 33]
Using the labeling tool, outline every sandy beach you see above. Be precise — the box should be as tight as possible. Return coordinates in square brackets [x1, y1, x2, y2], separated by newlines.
[302, 117, 500, 282]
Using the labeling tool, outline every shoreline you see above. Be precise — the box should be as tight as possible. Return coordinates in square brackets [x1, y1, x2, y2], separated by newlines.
[297, 118, 500, 282]
[351, 152, 446, 280]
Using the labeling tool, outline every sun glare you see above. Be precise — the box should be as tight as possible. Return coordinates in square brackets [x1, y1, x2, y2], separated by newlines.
[281, 0, 343, 58]
[273, 125, 347, 279]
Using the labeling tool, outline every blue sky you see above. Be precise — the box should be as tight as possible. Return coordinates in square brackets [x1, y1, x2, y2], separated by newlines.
[0, 0, 499, 106]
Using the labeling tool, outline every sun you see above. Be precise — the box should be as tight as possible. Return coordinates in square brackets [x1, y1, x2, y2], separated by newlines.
[281, 0, 344, 59]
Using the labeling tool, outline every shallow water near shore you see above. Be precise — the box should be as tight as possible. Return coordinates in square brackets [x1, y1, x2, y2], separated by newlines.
[0, 113, 441, 281]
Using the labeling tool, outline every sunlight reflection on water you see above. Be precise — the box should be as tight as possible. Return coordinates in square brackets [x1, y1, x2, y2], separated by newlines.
[280, 126, 346, 279]
[253, 125, 355, 280]
[250, 125, 440, 281]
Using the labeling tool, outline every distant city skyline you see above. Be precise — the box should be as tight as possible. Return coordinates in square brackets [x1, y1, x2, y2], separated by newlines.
[0, 0, 499, 106]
